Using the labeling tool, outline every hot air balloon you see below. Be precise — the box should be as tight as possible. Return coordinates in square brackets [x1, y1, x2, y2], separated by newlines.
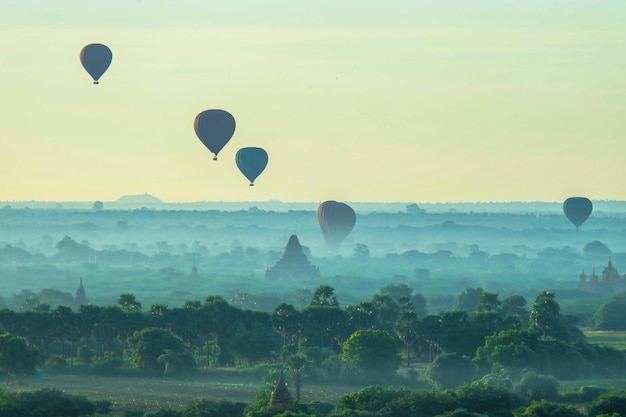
[194, 109, 236, 160]
[236, 147, 268, 186]
[317, 201, 356, 251]
[563, 197, 593, 228]
[80, 43, 112, 84]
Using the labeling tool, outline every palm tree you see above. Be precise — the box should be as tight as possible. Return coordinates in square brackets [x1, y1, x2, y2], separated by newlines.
[284, 354, 309, 401]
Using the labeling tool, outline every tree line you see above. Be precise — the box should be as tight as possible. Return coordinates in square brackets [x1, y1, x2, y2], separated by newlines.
[1, 284, 625, 388]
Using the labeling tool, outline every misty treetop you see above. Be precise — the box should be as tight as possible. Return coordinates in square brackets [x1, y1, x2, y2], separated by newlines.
[2, 204, 626, 322]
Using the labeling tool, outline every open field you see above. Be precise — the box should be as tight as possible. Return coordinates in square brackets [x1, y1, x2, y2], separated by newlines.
[7, 373, 364, 415]
[584, 330, 626, 351]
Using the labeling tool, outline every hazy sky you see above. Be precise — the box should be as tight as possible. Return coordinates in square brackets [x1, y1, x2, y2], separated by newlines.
[1, 1, 624, 203]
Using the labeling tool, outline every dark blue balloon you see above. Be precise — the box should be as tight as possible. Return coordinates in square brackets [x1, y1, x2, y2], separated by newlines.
[236, 147, 268, 186]
[80, 43, 112, 84]
[317, 201, 356, 251]
[194, 110, 236, 160]
[563, 197, 593, 228]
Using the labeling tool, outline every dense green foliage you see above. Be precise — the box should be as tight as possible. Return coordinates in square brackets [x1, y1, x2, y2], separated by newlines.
[0, 333, 38, 383]
[0, 388, 110, 417]
[341, 329, 401, 380]
[0, 286, 624, 390]
[426, 353, 476, 389]
[6, 382, 626, 417]
[595, 293, 626, 330]
[128, 327, 193, 373]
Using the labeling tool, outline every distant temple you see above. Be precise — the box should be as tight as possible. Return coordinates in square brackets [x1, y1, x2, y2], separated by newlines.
[190, 262, 199, 279]
[74, 278, 89, 309]
[265, 235, 320, 280]
[579, 257, 626, 291]
[269, 371, 293, 407]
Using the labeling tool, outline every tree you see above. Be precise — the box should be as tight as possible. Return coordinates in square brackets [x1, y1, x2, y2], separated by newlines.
[229, 320, 281, 366]
[529, 291, 559, 338]
[118, 293, 142, 312]
[53, 236, 95, 262]
[310, 285, 338, 307]
[353, 243, 370, 259]
[501, 295, 528, 319]
[474, 329, 539, 373]
[76, 345, 95, 364]
[285, 354, 309, 401]
[379, 284, 414, 302]
[272, 302, 301, 350]
[0, 388, 103, 416]
[301, 300, 349, 350]
[436, 310, 475, 356]
[0, 332, 39, 384]
[128, 327, 193, 373]
[588, 394, 626, 417]
[516, 400, 585, 417]
[595, 293, 626, 330]
[371, 293, 401, 333]
[148, 303, 170, 329]
[426, 352, 477, 389]
[338, 385, 403, 414]
[476, 292, 501, 314]
[346, 301, 378, 331]
[410, 293, 428, 318]
[295, 288, 313, 309]
[417, 314, 444, 360]
[342, 329, 401, 380]
[156, 349, 195, 375]
[458, 288, 484, 313]
[517, 372, 560, 401]
[182, 399, 247, 417]
[51, 305, 78, 364]
[394, 310, 420, 367]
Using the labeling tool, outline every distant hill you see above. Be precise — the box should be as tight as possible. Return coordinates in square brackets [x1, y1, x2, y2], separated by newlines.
[113, 193, 164, 205]
[110, 193, 165, 209]
[2, 196, 626, 214]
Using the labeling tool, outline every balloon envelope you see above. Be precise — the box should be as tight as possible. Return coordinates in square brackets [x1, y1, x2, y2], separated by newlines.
[194, 109, 236, 160]
[80, 43, 112, 84]
[236, 147, 268, 186]
[563, 197, 593, 228]
[317, 201, 356, 251]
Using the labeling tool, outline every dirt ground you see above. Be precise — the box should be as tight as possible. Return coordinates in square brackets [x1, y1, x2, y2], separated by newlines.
[9, 373, 362, 415]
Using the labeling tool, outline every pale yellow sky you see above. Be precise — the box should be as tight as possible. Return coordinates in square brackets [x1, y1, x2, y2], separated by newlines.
[1, 1, 625, 203]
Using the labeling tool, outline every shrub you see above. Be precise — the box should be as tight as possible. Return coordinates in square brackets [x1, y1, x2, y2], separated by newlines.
[514, 400, 585, 417]
[517, 372, 559, 401]
[338, 386, 403, 413]
[579, 386, 608, 403]
[456, 384, 523, 417]
[43, 354, 67, 373]
[0, 388, 96, 417]
[76, 345, 96, 364]
[589, 394, 626, 417]
[427, 353, 477, 389]
[90, 355, 124, 375]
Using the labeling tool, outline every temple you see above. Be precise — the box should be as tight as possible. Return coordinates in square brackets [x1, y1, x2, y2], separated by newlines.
[579, 257, 626, 291]
[269, 371, 293, 406]
[74, 278, 89, 309]
[265, 235, 320, 280]
[190, 262, 199, 279]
